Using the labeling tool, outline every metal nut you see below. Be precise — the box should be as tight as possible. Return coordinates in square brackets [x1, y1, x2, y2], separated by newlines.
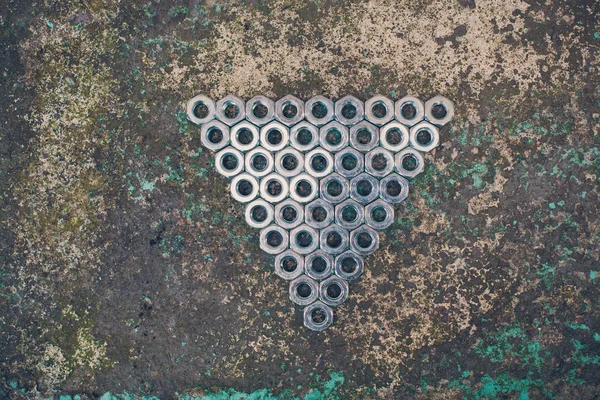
[394, 148, 424, 178]
[274, 199, 304, 229]
[259, 224, 289, 255]
[365, 147, 394, 178]
[304, 148, 334, 178]
[245, 198, 274, 229]
[319, 121, 349, 153]
[319, 276, 349, 306]
[275, 148, 304, 177]
[274, 250, 304, 281]
[349, 120, 379, 152]
[304, 250, 334, 281]
[290, 121, 319, 152]
[303, 301, 334, 331]
[230, 121, 259, 152]
[215, 146, 244, 177]
[365, 95, 394, 126]
[246, 95, 275, 126]
[379, 173, 409, 203]
[305, 95, 334, 126]
[289, 173, 319, 204]
[334, 199, 364, 230]
[187, 94, 216, 125]
[290, 224, 320, 255]
[379, 122, 409, 152]
[350, 225, 379, 256]
[260, 121, 289, 152]
[334, 251, 364, 281]
[275, 95, 305, 126]
[245, 147, 274, 178]
[230, 173, 259, 203]
[319, 224, 349, 256]
[259, 173, 289, 203]
[319, 173, 350, 205]
[200, 120, 230, 151]
[334, 147, 364, 179]
[334, 95, 364, 126]
[216, 95, 245, 126]
[365, 199, 394, 230]
[349, 173, 379, 204]
[304, 199, 334, 229]
[409, 121, 440, 152]
[424, 95, 454, 126]
[395, 96, 425, 127]
[289, 275, 319, 306]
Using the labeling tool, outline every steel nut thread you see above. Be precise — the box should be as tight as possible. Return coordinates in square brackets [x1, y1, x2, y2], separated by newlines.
[290, 122, 319, 152]
[275, 148, 304, 177]
[379, 122, 409, 152]
[379, 173, 409, 204]
[275, 95, 305, 126]
[246, 95, 275, 127]
[319, 173, 350, 205]
[365, 147, 395, 178]
[349, 121, 379, 153]
[304, 148, 334, 178]
[350, 173, 380, 204]
[304, 199, 334, 229]
[395, 148, 424, 178]
[365, 95, 394, 126]
[319, 276, 349, 307]
[245, 147, 274, 178]
[216, 95, 245, 126]
[215, 147, 244, 177]
[365, 199, 394, 230]
[259, 173, 289, 203]
[259, 224, 289, 255]
[335, 199, 365, 230]
[230, 121, 259, 152]
[305, 95, 334, 127]
[424, 95, 454, 127]
[303, 301, 334, 331]
[274, 199, 304, 230]
[260, 121, 289, 152]
[334, 95, 364, 126]
[289, 276, 319, 306]
[304, 250, 334, 281]
[274, 250, 304, 281]
[334, 251, 365, 281]
[245, 199, 274, 229]
[320, 224, 349, 256]
[187, 94, 216, 125]
[409, 121, 440, 153]
[350, 225, 379, 256]
[200, 120, 230, 152]
[230, 173, 259, 203]
[290, 224, 319, 255]
[319, 121, 349, 153]
[334, 147, 364, 179]
[395, 96, 425, 127]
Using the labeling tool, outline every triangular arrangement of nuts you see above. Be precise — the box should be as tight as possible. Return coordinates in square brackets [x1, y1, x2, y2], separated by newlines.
[187, 93, 454, 331]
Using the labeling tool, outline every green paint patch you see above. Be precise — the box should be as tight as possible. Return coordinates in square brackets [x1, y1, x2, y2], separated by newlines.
[565, 322, 589, 331]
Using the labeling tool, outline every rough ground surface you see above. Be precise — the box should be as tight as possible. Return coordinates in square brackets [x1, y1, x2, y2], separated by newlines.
[1, 0, 599, 398]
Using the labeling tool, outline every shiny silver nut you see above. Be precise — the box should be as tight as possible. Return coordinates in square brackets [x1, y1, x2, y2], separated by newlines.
[334, 251, 364, 281]
[275, 95, 305, 126]
[319, 173, 350, 205]
[274, 199, 304, 229]
[215, 147, 244, 177]
[289, 276, 319, 306]
[394, 148, 424, 178]
[334, 199, 364, 230]
[350, 173, 380, 204]
[350, 225, 379, 256]
[320, 224, 349, 256]
[260, 121, 289, 152]
[290, 224, 320, 255]
[274, 250, 305, 281]
[200, 120, 230, 151]
[305, 95, 334, 126]
[304, 148, 334, 178]
[289, 173, 319, 204]
[395, 96, 425, 127]
[319, 121, 349, 153]
[304, 301, 334, 331]
[187, 94, 216, 125]
[425, 95, 455, 127]
[319, 276, 349, 307]
[365, 95, 394, 126]
[275, 148, 304, 177]
[230, 121, 259, 152]
[349, 121, 379, 152]
[245, 147, 274, 178]
[334, 147, 364, 179]
[304, 198, 334, 229]
[290, 121, 319, 152]
[365, 199, 394, 230]
[230, 173, 259, 203]
[245, 198, 274, 229]
[379, 173, 409, 204]
[409, 121, 440, 152]
[365, 148, 394, 178]
[334, 95, 364, 126]
[246, 95, 275, 126]
[379, 122, 409, 152]
[259, 224, 289, 255]
[216, 95, 245, 126]
[305, 250, 334, 281]
[259, 173, 289, 203]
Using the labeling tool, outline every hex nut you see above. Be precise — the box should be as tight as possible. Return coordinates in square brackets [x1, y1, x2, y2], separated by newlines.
[304, 250, 334, 281]
[350, 173, 380, 204]
[365, 147, 395, 178]
[290, 121, 319, 152]
[245, 147, 274, 178]
[334, 199, 365, 230]
[319, 173, 350, 205]
[409, 121, 440, 152]
[305, 198, 334, 229]
[320, 224, 349, 256]
[303, 301, 334, 331]
[365, 95, 394, 126]
[260, 224, 289, 255]
[319, 121, 349, 153]
[230, 173, 259, 203]
[289, 276, 319, 306]
[200, 120, 230, 151]
[259, 173, 289, 203]
[394, 148, 425, 178]
[305, 95, 334, 126]
[274, 199, 304, 229]
[379, 173, 409, 204]
[349, 120, 379, 152]
[319, 276, 349, 307]
[334, 95, 364, 126]
[395, 95, 425, 127]
[246, 95, 275, 126]
[274, 250, 304, 281]
[230, 121, 259, 152]
[216, 94, 245, 126]
[365, 199, 394, 230]
[289, 173, 319, 204]
[245, 198, 274, 229]
[424, 95, 454, 126]
[275, 148, 304, 177]
[290, 224, 320, 255]
[187, 94, 216, 125]
[334, 251, 365, 281]
[379, 122, 410, 152]
[350, 225, 379, 256]
[334, 147, 364, 179]
[304, 148, 334, 178]
[215, 146, 244, 177]
[260, 121, 289, 152]
[275, 95, 305, 126]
